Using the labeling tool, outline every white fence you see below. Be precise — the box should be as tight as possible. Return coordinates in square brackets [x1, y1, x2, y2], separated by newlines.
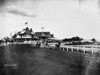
[48, 43, 58, 48]
[60, 43, 100, 54]
[1, 41, 100, 54]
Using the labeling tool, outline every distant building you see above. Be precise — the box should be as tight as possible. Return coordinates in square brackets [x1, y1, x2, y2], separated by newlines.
[12, 27, 54, 42]
[12, 27, 38, 42]
[35, 32, 54, 39]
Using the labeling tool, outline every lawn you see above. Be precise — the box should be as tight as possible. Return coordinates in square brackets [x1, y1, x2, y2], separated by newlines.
[0, 44, 100, 75]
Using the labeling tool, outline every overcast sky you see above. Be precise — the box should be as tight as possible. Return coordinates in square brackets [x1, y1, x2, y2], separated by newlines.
[0, 0, 100, 39]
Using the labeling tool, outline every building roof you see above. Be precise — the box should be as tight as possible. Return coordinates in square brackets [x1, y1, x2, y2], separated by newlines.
[35, 32, 50, 35]
[35, 32, 54, 38]
[12, 27, 35, 39]
[12, 27, 54, 40]
[20, 27, 34, 35]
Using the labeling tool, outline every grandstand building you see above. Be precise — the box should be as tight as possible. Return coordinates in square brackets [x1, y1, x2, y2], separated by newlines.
[12, 27, 54, 42]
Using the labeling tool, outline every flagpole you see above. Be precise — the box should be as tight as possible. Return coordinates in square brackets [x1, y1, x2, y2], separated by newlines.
[41, 27, 44, 42]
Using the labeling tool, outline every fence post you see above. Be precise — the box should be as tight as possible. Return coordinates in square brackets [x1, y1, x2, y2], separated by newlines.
[63, 47, 64, 51]
[77, 46, 79, 52]
[67, 47, 68, 51]
[83, 46, 85, 53]
[92, 46, 94, 54]
[66, 46, 68, 51]
[71, 46, 73, 52]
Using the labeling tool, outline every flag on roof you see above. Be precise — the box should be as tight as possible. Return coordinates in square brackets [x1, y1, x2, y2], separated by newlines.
[41, 27, 44, 29]
[25, 22, 28, 24]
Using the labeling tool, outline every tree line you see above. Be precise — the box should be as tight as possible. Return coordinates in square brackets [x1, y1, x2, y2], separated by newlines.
[62, 36, 96, 45]
[0, 36, 97, 45]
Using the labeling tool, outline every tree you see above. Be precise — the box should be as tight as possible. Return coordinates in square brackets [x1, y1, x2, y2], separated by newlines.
[3, 37, 10, 44]
[91, 38, 96, 43]
[12, 34, 17, 39]
[63, 36, 83, 42]
[71, 36, 83, 42]
[62, 38, 69, 42]
[0, 39, 4, 44]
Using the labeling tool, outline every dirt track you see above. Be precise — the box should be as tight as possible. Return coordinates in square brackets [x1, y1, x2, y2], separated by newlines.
[0, 44, 100, 75]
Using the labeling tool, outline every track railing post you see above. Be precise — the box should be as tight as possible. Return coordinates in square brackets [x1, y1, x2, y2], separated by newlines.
[71, 46, 73, 52]
[92, 46, 94, 54]
[83, 46, 85, 53]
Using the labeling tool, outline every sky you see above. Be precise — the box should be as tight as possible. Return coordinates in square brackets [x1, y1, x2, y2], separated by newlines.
[0, 0, 100, 40]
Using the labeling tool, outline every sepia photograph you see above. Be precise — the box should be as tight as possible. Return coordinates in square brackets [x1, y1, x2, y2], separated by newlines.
[0, 0, 100, 75]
